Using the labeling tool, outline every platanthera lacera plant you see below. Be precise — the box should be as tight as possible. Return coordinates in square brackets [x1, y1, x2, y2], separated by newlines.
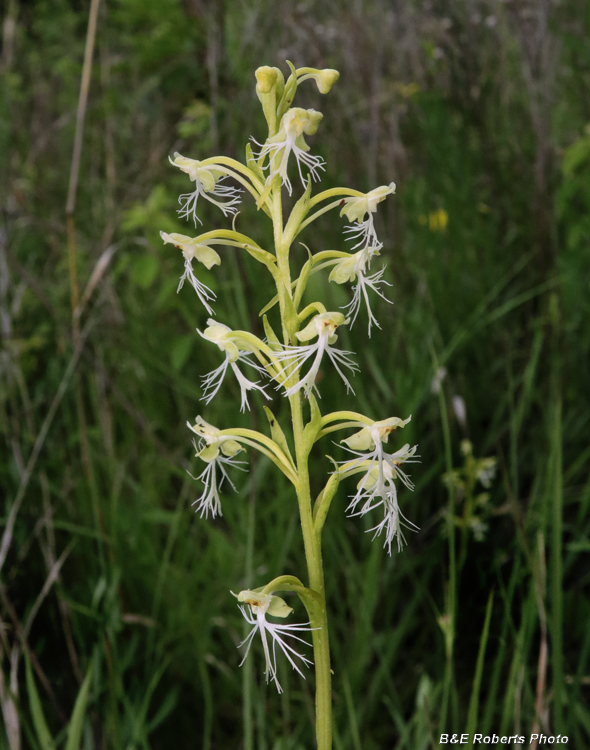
[161, 63, 419, 749]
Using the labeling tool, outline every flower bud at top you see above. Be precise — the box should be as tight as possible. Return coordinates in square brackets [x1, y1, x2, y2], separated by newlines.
[255, 66, 278, 94]
[297, 67, 340, 94]
[314, 69, 340, 94]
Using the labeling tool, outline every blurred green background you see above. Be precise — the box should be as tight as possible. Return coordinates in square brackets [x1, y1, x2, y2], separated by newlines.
[1, 0, 589, 748]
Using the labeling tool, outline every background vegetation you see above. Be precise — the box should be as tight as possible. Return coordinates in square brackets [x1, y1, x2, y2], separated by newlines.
[1, 0, 589, 748]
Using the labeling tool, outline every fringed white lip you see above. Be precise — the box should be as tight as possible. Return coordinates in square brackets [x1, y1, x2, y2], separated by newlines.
[190, 453, 247, 519]
[273, 329, 358, 398]
[177, 255, 216, 315]
[177, 177, 242, 227]
[237, 604, 315, 694]
[199, 351, 271, 412]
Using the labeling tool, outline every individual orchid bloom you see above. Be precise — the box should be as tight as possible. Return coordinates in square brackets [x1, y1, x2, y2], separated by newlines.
[350, 453, 420, 553]
[341, 183, 396, 251]
[275, 312, 358, 397]
[339, 415, 418, 551]
[234, 589, 314, 694]
[342, 415, 412, 453]
[187, 417, 246, 518]
[160, 231, 220, 314]
[254, 108, 325, 195]
[198, 319, 271, 412]
[341, 439, 419, 554]
[169, 152, 242, 226]
[346, 442, 418, 515]
[329, 244, 393, 336]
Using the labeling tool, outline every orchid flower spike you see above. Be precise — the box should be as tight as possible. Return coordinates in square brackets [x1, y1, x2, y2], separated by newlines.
[329, 244, 393, 336]
[254, 107, 325, 195]
[275, 312, 358, 397]
[341, 183, 396, 252]
[198, 319, 271, 412]
[187, 417, 246, 518]
[234, 589, 314, 694]
[160, 231, 220, 314]
[169, 152, 242, 226]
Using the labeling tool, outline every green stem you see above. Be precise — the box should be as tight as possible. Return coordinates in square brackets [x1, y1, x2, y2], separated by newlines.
[290, 391, 332, 750]
[271, 179, 332, 749]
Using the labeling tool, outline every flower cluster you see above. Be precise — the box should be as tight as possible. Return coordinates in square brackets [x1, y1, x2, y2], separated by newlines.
[158, 62, 421, 699]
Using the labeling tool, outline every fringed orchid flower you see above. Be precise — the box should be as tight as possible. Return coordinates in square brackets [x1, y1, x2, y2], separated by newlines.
[275, 312, 358, 397]
[234, 590, 314, 694]
[169, 152, 242, 226]
[187, 417, 246, 518]
[198, 319, 270, 412]
[160, 231, 220, 314]
[253, 108, 325, 195]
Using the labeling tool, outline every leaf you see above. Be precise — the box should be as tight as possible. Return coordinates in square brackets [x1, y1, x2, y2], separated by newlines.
[131, 255, 159, 289]
[170, 334, 193, 371]
[25, 654, 56, 750]
[64, 660, 93, 750]
[562, 134, 590, 178]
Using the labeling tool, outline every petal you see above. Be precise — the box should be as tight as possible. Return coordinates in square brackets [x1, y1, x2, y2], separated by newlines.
[198, 443, 220, 462]
[220, 439, 242, 457]
[267, 596, 294, 618]
[296, 318, 320, 342]
[329, 256, 357, 284]
[342, 428, 373, 451]
[195, 244, 221, 269]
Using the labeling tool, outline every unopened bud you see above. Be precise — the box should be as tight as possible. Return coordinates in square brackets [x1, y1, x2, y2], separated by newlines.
[255, 66, 278, 94]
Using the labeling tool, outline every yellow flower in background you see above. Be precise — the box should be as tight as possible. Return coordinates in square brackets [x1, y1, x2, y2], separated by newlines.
[398, 82, 420, 99]
[419, 208, 448, 232]
[429, 208, 448, 231]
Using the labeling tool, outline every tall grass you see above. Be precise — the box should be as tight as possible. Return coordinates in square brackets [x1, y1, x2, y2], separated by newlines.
[1, 1, 589, 748]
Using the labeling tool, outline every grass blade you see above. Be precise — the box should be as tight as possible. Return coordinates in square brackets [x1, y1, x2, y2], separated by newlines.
[64, 659, 93, 750]
[466, 590, 494, 749]
[25, 653, 55, 750]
